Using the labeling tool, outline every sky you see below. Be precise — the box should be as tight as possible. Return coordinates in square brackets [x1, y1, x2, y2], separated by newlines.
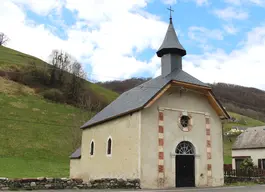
[1, 0, 265, 90]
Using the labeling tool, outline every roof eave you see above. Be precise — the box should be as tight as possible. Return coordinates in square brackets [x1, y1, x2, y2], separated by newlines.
[171, 80, 229, 119]
[232, 147, 265, 150]
[80, 107, 143, 130]
[70, 156, 81, 159]
[171, 80, 211, 89]
[209, 90, 230, 120]
[156, 47, 186, 57]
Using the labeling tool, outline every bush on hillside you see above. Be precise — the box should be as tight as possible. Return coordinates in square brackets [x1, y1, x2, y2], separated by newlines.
[41, 88, 65, 103]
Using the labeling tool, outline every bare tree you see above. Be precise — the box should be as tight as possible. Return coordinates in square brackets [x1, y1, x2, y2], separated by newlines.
[0, 32, 9, 46]
[49, 50, 60, 85]
[49, 49, 74, 86]
[68, 61, 86, 102]
[56, 50, 72, 85]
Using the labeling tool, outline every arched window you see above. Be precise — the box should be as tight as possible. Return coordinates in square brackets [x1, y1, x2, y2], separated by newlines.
[90, 140, 94, 156]
[107, 137, 112, 155]
[175, 141, 195, 155]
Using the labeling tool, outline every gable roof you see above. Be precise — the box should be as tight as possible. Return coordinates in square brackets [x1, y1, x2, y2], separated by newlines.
[232, 126, 265, 150]
[81, 69, 228, 129]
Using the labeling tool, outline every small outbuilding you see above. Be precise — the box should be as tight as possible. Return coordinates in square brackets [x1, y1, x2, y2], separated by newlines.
[232, 126, 265, 170]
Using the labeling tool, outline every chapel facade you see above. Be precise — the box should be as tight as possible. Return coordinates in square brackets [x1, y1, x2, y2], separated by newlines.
[69, 13, 230, 189]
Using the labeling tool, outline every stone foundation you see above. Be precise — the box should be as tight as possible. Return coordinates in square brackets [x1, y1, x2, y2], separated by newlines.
[0, 177, 141, 190]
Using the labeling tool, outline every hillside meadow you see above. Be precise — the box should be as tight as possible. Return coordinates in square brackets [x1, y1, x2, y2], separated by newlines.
[0, 77, 93, 177]
[223, 112, 265, 164]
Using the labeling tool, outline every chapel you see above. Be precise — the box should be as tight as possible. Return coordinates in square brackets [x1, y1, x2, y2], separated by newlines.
[69, 10, 230, 189]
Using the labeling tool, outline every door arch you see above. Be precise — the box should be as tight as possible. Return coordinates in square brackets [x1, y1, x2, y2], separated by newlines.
[175, 141, 195, 187]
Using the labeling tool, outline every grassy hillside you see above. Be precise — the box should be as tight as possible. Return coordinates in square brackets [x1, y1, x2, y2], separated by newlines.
[223, 112, 265, 164]
[0, 46, 118, 104]
[0, 46, 46, 71]
[0, 77, 93, 178]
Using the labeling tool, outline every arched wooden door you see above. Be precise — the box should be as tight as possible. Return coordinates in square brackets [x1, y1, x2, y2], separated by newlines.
[175, 141, 195, 187]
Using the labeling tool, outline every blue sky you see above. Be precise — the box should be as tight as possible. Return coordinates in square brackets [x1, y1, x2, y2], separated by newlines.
[1, 0, 265, 90]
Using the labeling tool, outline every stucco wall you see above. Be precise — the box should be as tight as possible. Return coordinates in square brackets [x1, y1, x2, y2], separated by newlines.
[232, 149, 265, 169]
[140, 86, 224, 188]
[77, 111, 141, 181]
[70, 159, 81, 178]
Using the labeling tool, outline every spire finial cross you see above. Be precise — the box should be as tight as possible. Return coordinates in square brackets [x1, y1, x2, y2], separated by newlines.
[167, 6, 174, 19]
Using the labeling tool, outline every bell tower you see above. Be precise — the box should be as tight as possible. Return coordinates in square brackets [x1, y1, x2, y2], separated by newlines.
[156, 6, 187, 76]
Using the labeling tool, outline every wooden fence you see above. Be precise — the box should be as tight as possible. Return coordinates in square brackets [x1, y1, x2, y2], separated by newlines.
[224, 168, 265, 177]
[224, 164, 232, 171]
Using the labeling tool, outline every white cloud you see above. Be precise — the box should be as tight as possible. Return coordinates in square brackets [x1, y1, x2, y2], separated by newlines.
[188, 26, 224, 42]
[194, 0, 209, 6]
[1, 0, 166, 82]
[65, 0, 148, 27]
[187, 26, 223, 51]
[9, 0, 63, 15]
[224, 0, 242, 5]
[182, 25, 265, 90]
[161, 0, 177, 5]
[161, 0, 209, 6]
[224, 0, 265, 6]
[1, 0, 265, 91]
[223, 24, 238, 35]
[213, 7, 248, 20]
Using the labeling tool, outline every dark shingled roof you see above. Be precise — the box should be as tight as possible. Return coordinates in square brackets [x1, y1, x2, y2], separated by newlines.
[232, 126, 265, 150]
[70, 147, 81, 159]
[156, 18, 186, 57]
[81, 69, 210, 129]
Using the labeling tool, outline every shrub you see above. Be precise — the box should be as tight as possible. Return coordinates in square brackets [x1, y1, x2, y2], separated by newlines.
[41, 88, 65, 103]
[240, 157, 257, 175]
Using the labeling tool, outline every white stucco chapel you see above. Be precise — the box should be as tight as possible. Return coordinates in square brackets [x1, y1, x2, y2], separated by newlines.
[69, 10, 230, 189]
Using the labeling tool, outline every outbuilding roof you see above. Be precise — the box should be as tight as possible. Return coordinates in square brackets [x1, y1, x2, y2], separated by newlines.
[69, 147, 81, 159]
[232, 126, 265, 150]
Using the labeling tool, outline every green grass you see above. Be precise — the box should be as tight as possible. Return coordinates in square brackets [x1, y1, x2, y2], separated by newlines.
[0, 46, 45, 71]
[225, 182, 257, 186]
[0, 78, 95, 177]
[0, 157, 69, 178]
[223, 112, 265, 132]
[223, 112, 265, 164]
